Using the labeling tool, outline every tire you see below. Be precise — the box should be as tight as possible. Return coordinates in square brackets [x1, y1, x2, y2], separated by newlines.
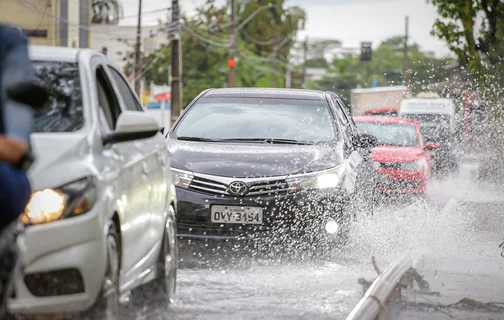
[130, 206, 177, 314]
[78, 223, 120, 320]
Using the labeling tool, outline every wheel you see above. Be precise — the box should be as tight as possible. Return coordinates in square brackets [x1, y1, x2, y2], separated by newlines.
[129, 206, 177, 313]
[78, 223, 120, 320]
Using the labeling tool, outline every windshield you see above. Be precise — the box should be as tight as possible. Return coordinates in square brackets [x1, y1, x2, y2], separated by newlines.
[401, 113, 450, 125]
[174, 97, 336, 143]
[32, 61, 84, 133]
[355, 121, 418, 147]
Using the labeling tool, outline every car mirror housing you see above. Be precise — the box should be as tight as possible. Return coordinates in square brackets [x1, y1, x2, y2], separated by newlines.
[425, 141, 440, 150]
[354, 133, 378, 149]
[103, 111, 160, 145]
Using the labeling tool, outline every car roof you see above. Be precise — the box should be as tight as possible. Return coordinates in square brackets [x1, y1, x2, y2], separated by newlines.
[353, 116, 419, 126]
[203, 88, 328, 101]
[362, 107, 398, 114]
[28, 45, 100, 63]
[401, 98, 453, 104]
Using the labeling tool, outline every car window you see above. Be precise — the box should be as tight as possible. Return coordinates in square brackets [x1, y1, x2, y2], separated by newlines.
[331, 97, 348, 126]
[108, 66, 144, 111]
[174, 97, 337, 143]
[355, 122, 419, 147]
[332, 97, 355, 142]
[96, 66, 122, 130]
[32, 61, 84, 132]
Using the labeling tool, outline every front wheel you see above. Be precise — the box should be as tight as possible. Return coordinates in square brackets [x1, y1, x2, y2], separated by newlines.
[78, 223, 120, 320]
[130, 206, 177, 313]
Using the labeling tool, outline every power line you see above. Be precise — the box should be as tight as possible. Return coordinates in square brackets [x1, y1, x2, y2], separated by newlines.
[240, 29, 275, 46]
[120, 7, 170, 20]
[181, 24, 230, 48]
[17, 0, 167, 38]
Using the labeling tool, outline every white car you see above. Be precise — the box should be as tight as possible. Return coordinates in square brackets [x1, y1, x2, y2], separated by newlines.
[7, 46, 177, 319]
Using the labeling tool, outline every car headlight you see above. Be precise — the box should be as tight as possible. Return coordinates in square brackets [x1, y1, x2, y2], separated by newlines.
[171, 168, 193, 189]
[20, 177, 97, 225]
[286, 165, 345, 191]
[399, 158, 426, 171]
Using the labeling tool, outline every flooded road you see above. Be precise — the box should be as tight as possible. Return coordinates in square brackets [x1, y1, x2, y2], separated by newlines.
[127, 161, 504, 320]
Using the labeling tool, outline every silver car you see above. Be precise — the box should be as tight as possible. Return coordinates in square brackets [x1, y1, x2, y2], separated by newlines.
[7, 46, 177, 319]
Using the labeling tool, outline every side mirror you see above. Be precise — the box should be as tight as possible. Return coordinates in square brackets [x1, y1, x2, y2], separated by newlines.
[354, 133, 378, 148]
[103, 111, 160, 145]
[425, 141, 439, 150]
[159, 127, 165, 135]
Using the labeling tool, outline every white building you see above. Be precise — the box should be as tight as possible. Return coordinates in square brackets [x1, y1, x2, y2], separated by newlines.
[89, 24, 169, 70]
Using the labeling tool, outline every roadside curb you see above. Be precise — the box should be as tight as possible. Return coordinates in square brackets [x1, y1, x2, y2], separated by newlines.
[345, 253, 413, 320]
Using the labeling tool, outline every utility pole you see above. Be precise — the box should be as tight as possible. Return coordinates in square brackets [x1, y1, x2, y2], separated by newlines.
[402, 15, 409, 86]
[170, 0, 182, 126]
[301, 36, 308, 89]
[133, 0, 142, 95]
[228, 0, 238, 87]
[285, 64, 291, 88]
[271, 32, 278, 88]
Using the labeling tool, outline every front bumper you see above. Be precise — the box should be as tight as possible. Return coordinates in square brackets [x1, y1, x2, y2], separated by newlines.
[375, 168, 427, 194]
[8, 204, 107, 315]
[175, 187, 347, 241]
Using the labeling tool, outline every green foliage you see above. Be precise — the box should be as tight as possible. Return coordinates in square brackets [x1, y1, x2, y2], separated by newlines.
[430, 0, 504, 93]
[133, 0, 305, 107]
[308, 37, 450, 102]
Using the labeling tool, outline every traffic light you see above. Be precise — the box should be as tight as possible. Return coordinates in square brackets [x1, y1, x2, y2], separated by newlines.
[360, 42, 372, 61]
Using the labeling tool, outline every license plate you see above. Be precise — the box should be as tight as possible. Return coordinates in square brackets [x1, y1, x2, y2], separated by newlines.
[210, 206, 263, 224]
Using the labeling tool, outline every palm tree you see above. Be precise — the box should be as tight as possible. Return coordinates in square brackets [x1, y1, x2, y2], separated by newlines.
[92, 0, 123, 24]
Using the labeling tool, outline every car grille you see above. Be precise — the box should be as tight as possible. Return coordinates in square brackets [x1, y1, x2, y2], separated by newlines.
[188, 175, 295, 197]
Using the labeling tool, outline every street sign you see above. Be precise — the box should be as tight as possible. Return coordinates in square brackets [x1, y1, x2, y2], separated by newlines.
[360, 42, 372, 61]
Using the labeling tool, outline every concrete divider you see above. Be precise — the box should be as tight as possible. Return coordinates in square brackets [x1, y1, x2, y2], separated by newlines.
[345, 253, 413, 320]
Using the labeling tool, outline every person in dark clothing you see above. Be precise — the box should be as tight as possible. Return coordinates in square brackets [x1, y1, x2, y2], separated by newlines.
[0, 24, 44, 226]
[0, 135, 32, 226]
[0, 24, 46, 318]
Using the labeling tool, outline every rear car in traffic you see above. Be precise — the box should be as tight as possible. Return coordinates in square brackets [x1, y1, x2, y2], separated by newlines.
[7, 46, 178, 319]
[398, 97, 460, 173]
[354, 116, 438, 198]
[167, 88, 377, 250]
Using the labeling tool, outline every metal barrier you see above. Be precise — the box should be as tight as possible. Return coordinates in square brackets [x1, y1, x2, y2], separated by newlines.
[345, 253, 413, 320]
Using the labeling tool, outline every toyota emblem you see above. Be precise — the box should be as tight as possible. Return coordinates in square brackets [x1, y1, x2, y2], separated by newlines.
[227, 181, 249, 196]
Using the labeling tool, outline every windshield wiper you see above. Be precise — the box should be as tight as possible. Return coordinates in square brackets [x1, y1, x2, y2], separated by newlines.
[177, 136, 224, 142]
[221, 138, 312, 145]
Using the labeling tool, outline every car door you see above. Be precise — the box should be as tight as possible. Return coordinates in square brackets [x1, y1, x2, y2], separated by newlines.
[106, 65, 168, 256]
[92, 59, 152, 282]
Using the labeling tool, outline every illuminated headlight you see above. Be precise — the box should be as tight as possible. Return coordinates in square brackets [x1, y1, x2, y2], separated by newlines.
[286, 165, 345, 191]
[21, 177, 97, 225]
[399, 158, 426, 171]
[171, 168, 193, 189]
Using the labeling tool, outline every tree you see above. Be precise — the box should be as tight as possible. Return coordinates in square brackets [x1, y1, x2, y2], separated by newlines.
[127, 0, 306, 106]
[430, 0, 504, 88]
[308, 37, 450, 102]
[92, 0, 123, 24]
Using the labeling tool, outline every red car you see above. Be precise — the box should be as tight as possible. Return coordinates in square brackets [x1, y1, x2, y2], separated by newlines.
[353, 116, 439, 195]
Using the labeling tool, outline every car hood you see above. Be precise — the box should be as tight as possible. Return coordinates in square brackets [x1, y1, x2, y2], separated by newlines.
[28, 133, 94, 190]
[371, 146, 423, 163]
[167, 139, 344, 177]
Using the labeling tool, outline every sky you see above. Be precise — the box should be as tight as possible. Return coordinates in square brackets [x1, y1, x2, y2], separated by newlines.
[118, 0, 453, 58]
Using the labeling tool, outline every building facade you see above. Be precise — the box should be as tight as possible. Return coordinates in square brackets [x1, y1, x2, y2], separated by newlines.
[1, 0, 90, 47]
